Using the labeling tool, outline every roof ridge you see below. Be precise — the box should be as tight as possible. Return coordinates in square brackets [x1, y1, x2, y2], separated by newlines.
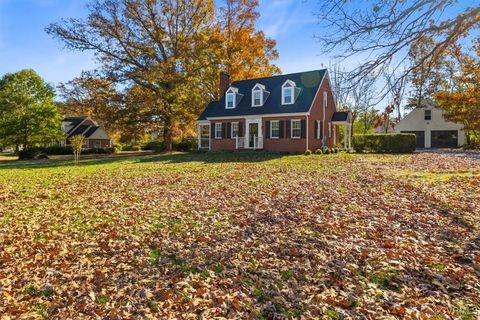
[231, 69, 327, 85]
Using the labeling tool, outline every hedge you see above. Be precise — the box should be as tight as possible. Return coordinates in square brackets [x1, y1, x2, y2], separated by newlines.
[353, 134, 416, 154]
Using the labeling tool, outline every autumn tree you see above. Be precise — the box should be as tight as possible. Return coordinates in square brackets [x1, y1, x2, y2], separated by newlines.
[47, 0, 217, 150]
[314, 1, 480, 91]
[0, 70, 63, 150]
[58, 74, 121, 133]
[70, 134, 86, 164]
[435, 41, 480, 147]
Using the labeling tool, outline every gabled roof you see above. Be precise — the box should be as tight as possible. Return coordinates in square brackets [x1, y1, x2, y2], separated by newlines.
[332, 111, 352, 123]
[198, 69, 327, 120]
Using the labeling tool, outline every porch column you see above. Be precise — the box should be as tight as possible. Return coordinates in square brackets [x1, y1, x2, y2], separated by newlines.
[344, 125, 347, 149]
[197, 124, 201, 150]
[348, 125, 351, 149]
[333, 124, 336, 147]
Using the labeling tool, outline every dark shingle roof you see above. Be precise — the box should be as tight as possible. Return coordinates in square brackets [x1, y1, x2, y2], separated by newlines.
[68, 125, 90, 137]
[332, 111, 352, 122]
[198, 69, 327, 120]
[83, 126, 99, 138]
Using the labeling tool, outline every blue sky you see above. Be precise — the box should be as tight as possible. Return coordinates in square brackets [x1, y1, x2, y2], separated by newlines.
[0, 0, 326, 86]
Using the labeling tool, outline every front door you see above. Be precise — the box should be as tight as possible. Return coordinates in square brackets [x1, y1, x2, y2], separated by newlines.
[249, 123, 259, 148]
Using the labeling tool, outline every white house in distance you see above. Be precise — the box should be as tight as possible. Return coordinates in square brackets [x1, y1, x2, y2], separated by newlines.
[395, 106, 464, 148]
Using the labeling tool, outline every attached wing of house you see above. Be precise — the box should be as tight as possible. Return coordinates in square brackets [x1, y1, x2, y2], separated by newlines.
[197, 69, 352, 153]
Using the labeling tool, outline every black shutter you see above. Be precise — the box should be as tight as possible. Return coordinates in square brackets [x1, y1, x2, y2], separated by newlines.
[211, 123, 215, 138]
[227, 122, 231, 139]
[314, 120, 318, 139]
[286, 120, 291, 139]
[265, 121, 270, 139]
[239, 122, 244, 137]
[279, 120, 285, 139]
[301, 120, 306, 138]
[320, 121, 324, 140]
[222, 122, 226, 139]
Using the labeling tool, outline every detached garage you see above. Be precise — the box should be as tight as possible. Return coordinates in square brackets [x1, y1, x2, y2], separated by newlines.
[395, 107, 464, 149]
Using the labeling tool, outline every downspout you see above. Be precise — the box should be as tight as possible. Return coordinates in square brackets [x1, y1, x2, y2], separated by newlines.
[306, 115, 309, 151]
[322, 97, 326, 148]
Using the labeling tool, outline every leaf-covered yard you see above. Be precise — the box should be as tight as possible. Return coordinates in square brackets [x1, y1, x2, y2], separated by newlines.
[0, 152, 479, 319]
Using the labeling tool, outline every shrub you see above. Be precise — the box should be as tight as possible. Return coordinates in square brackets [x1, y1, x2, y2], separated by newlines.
[142, 140, 164, 152]
[304, 149, 312, 155]
[123, 144, 142, 151]
[315, 149, 323, 155]
[173, 138, 196, 152]
[17, 148, 41, 160]
[323, 148, 331, 155]
[353, 134, 416, 153]
[113, 143, 124, 153]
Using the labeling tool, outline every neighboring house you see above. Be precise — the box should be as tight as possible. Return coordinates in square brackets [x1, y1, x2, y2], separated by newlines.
[61, 116, 112, 149]
[197, 70, 352, 153]
[395, 106, 464, 148]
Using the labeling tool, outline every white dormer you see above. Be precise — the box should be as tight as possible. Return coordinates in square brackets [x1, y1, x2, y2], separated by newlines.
[225, 87, 239, 109]
[282, 80, 297, 105]
[251, 83, 270, 107]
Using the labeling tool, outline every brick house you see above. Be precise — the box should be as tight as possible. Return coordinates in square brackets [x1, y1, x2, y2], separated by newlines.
[61, 116, 112, 149]
[197, 69, 352, 153]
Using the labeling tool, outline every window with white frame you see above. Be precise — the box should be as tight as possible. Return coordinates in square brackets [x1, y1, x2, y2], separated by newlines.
[291, 120, 301, 138]
[215, 123, 222, 139]
[226, 93, 235, 109]
[316, 120, 322, 139]
[231, 122, 239, 138]
[282, 80, 295, 105]
[270, 120, 280, 139]
[424, 109, 432, 120]
[252, 90, 262, 106]
[328, 122, 332, 137]
[323, 91, 328, 107]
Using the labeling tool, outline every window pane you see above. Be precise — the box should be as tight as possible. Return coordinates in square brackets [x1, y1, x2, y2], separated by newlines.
[227, 94, 234, 108]
[424, 110, 432, 120]
[215, 123, 222, 138]
[284, 88, 292, 104]
[253, 91, 262, 106]
[292, 120, 301, 138]
[271, 121, 280, 138]
[232, 123, 239, 138]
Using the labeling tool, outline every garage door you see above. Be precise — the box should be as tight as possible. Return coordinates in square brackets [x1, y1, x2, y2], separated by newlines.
[431, 130, 458, 148]
[401, 131, 425, 149]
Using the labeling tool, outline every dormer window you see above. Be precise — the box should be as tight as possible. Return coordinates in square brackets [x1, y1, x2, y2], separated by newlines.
[251, 84, 269, 107]
[225, 87, 239, 109]
[282, 80, 297, 105]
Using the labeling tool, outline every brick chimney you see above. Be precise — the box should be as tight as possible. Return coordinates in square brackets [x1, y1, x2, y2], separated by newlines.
[219, 71, 230, 98]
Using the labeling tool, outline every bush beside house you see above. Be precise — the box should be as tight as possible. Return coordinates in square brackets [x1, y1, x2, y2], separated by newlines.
[353, 134, 416, 154]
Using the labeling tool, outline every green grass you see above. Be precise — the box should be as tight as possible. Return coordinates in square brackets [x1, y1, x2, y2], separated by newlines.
[1, 151, 479, 319]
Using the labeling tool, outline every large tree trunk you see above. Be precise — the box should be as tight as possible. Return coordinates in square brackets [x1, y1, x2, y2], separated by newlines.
[163, 117, 173, 151]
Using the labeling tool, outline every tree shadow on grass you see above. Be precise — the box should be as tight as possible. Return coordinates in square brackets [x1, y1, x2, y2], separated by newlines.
[0, 151, 288, 171]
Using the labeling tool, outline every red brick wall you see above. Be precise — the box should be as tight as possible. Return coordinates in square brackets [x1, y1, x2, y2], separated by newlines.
[86, 139, 111, 149]
[262, 116, 307, 153]
[307, 74, 337, 150]
[210, 119, 244, 151]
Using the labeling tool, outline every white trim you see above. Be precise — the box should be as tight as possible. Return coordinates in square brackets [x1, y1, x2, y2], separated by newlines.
[225, 92, 235, 109]
[66, 117, 89, 138]
[306, 70, 327, 114]
[316, 120, 321, 139]
[281, 80, 296, 105]
[252, 88, 263, 107]
[215, 123, 222, 139]
[231, 122, 239, 139]
[306, 115, 309, 150]
[291, 119, 301, 139]
[323, 91, 328, 108]
[328, 122, 332, 137]
[206, 112, 308, 120]
[197, 123, 211, 151]
[270, 120, 280, 139]
[245, 118, 262, 149]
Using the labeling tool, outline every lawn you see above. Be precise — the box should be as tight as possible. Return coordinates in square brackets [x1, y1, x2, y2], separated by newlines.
[0, 152, 479, 319]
